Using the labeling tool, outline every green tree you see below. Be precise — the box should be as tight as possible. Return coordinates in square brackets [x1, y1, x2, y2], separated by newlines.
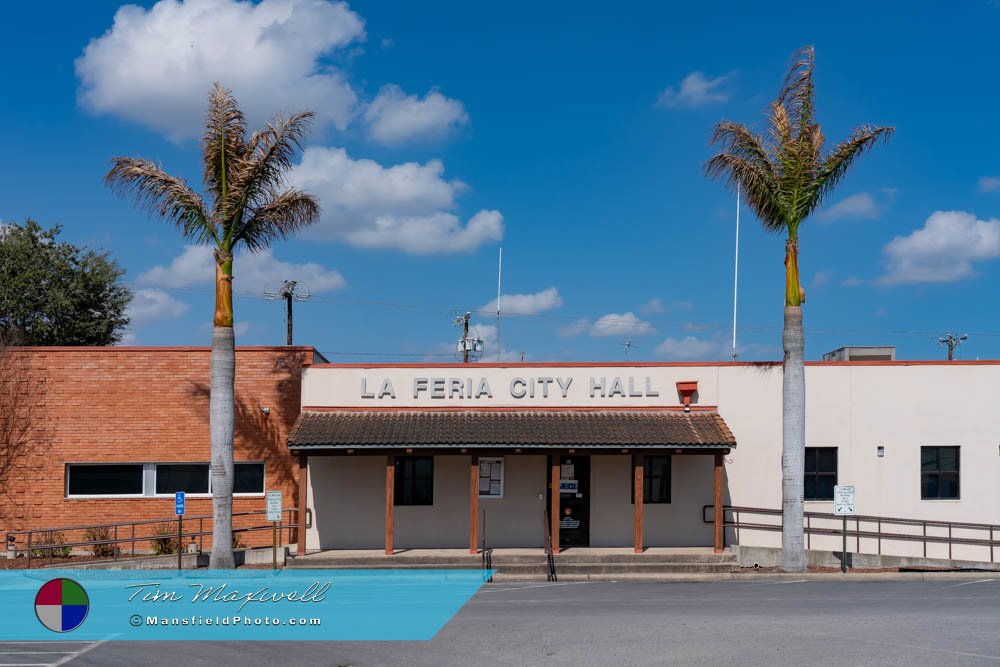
[106, 84, 319, 568]
[704, 47, 892, 572]
[0, 220, 131, 345]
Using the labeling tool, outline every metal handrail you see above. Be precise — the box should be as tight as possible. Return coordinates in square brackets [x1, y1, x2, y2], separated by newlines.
[7, 508, 299, 568]
[542, 509, 557, 581]
[703, 505, 999, 562]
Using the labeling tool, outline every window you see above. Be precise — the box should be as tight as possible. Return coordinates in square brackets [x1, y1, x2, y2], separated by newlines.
[921, 446, 960, 499]
[632, 456, 671, 504]
[478, 458, 504, 498]
[395, 456, 433, 506]
[234, 463, 265, 494]
[67, 464, 144, 496]
[804, 447, 838, 500]
[66, 462, 265, 497]
[155, 464, 209, 495]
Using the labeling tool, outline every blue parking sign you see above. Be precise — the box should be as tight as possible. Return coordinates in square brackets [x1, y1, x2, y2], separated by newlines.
[174, 491, 185, 516]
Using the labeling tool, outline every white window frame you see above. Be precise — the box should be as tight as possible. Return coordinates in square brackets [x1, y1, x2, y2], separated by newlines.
[66, 462, 267, 498]
[478, 457, 504, 499]
[65, 463, 146, 499]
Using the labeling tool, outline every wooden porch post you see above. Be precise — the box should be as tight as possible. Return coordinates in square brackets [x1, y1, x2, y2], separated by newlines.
[296, 454, 308, 557]
[633, 455, 644, 553]
[469, 454, 479, 554]
[385, 455, 395, 556]
[714, 452, 724, 553]
[550, 458, 560, 554]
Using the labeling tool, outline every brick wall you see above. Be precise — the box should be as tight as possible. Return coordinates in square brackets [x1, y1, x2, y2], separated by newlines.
[1, 347, 312, 552]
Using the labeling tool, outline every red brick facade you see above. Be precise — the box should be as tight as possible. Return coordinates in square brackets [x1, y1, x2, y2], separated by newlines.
[1, 347, 313, 552]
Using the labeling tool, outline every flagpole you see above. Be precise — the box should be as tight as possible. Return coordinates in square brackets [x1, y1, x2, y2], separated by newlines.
[496, 247, 502, 362]
[731, 187, 740, 362]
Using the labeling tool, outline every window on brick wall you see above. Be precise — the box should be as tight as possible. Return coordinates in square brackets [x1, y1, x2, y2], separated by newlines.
[66, 464, 144, 496]
[155, 464, 209, 495]
[234, 463, 265, 494]
[66, 462, 266, 497]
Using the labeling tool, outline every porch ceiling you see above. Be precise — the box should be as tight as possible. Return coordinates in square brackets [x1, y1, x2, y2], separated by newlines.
[287, 409, 736, 450]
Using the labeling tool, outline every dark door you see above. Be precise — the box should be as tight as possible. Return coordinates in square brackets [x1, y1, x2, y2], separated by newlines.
[555, 456, 590, 547]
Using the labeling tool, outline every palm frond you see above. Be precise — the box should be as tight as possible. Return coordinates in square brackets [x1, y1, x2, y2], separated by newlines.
[234, 188, 320, 252]
[809, 125, 894, 216]
[705, 152, 785, 232]
[225, 111, 315, 222]
[202, 83, 248, 212]
[105, 157, 214, 244]
[777, 46, 816, 133]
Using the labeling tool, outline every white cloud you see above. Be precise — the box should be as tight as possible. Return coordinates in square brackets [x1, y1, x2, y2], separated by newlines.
[481, 287, 563, 316]
[979, 176, 1000, 193]
[288, 146, 503, 254]
[639, 298, 692, 315]
[811, 270, 833, 287]
[654, 336, 720, 360]
[655, 71, 731, 109]
[557, 318, 590, 338]
[364, 85, 468, 145]
[139, 244, 347, 293]
[877, 211, 1000, 285]
[128, 288, 189, 326]
[590, 312, 654, 337]
[76, 0, 365, 139]
[817, 192, 879, 222]
[640, 297, 665, 314]
[654, 335, 776, 361]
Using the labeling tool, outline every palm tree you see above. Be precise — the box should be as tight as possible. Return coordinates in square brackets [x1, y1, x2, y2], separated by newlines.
[705, 47, 891, 572]
[106, 84, 319, 568]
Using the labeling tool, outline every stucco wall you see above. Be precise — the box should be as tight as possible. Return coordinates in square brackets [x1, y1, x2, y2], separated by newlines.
[589, 455, 715, 547]
[477, 455, 547, 548]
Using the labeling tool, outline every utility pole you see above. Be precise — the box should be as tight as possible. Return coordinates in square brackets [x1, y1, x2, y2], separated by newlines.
[938, 333, 968, 361]
[461, 312, 470, 364]
[453, 311, 483, 363]
[265, 281, 311, 346]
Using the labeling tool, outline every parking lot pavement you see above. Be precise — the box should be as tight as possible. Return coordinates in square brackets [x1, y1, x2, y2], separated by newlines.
[39, 580, 1000, 665]
[0, 640, 105, 666]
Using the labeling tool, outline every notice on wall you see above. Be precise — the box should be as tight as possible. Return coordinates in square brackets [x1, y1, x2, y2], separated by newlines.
[561, 464, 575, 479]
[559, 480, 579, 494]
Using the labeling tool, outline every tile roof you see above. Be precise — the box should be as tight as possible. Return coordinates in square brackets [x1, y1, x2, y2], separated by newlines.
[288, 410, 736, 449]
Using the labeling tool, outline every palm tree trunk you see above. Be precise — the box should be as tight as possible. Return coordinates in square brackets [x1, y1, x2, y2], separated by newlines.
[780, 236, 806, 573]
[209, 254, 235, 569]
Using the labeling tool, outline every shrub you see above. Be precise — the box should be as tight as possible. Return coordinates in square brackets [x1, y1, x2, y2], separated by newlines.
[149, 523, 179, 555]
[83, 526, 120, 558]
[30, 531, 71, 559]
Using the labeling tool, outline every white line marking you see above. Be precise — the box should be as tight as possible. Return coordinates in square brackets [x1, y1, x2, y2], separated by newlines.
[810, 631, 1000, 662]
[945, 578, 999, 588]
[53, 640, 107, 667]
[482, 581, 592, 593]
[0, 652, 75, 655]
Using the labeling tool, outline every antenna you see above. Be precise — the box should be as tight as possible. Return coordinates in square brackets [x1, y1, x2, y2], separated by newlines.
[620, 339, 638, 357]
[937, 333, 968, 361]
[453, 311, 483, 363]
[264, 280, 311, 345]
[496, 247, 502, 362]
[731, 185, 740, 362]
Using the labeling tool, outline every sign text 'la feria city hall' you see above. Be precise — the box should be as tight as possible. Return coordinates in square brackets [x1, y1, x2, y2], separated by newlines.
[360, 375, 661, 401]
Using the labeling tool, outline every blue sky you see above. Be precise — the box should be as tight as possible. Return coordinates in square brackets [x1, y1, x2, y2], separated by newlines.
[3, 0, 1000, 361]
